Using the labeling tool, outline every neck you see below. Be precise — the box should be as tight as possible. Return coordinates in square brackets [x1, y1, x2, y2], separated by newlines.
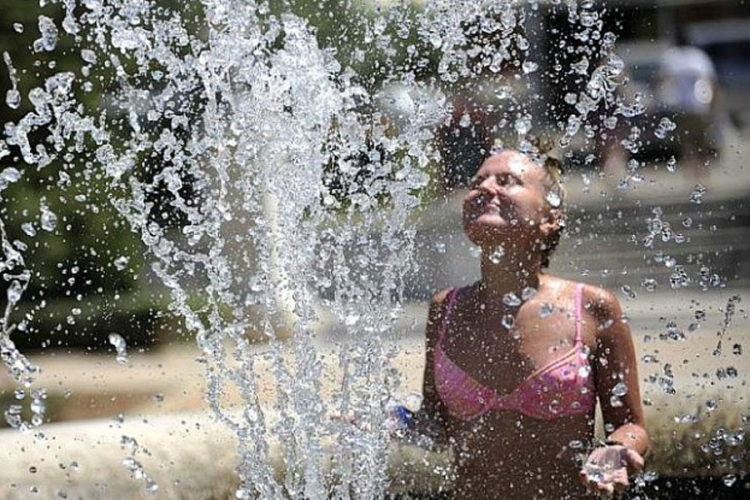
[478, 245, 543, 303]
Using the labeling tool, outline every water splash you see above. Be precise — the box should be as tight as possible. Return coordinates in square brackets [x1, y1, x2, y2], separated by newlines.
[108, 333, 130, 365]
[0, 0, 650, 495]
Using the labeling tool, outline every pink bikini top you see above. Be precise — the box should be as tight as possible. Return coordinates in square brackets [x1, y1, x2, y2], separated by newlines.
[433, 283, 596, 422]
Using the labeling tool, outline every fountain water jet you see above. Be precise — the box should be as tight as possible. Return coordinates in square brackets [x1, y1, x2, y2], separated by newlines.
[0, 0, 656, 497]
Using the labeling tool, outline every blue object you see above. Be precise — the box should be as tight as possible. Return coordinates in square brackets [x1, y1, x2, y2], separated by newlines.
[391, 405, 415, 430]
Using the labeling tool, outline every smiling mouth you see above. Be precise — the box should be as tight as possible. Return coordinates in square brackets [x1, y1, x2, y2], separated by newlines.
[483, 198, 507, 216]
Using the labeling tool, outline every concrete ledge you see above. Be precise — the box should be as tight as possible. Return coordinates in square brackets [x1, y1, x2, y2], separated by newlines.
[0, 413, 239, 500]
[0, 412, 455, 500]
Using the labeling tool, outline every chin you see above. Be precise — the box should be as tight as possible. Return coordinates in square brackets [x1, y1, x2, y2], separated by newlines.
[463, 221, 513, 248]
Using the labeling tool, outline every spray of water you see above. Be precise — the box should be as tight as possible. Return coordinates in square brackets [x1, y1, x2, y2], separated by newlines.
[0, 0, 639, 496]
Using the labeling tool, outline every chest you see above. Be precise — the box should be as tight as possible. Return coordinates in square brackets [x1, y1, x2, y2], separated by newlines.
[440, 299, 595, 394]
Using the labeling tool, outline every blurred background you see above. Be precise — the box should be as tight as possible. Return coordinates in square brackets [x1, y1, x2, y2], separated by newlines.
[0, 0, 748, 496]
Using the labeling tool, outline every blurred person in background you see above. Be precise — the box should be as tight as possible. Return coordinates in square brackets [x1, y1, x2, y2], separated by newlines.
[657, 45, 726, 180]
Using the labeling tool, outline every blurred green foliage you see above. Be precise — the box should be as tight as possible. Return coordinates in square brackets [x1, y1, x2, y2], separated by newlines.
[0, 1, 166, 349]
[0, 0, 427, 350]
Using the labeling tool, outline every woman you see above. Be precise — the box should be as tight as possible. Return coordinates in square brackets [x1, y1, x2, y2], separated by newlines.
[415, 147, 648, 499]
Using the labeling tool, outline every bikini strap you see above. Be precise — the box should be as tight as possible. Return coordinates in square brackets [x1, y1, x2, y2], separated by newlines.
[574, 283, 585, 345]
[438, 287, 461, 346]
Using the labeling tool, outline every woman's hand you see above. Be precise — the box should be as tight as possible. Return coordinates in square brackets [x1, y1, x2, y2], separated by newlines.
[579, 444, 644, 497]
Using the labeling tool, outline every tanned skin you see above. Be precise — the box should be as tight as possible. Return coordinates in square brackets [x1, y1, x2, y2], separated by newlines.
[416, 152, 648, 499]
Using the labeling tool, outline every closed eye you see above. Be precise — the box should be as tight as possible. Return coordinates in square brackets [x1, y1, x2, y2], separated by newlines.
[469, 175, 485, 189]
[496, 173, 522, 186]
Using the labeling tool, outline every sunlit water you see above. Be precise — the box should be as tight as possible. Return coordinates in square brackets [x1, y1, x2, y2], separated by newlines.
[1, 0, 729, 498]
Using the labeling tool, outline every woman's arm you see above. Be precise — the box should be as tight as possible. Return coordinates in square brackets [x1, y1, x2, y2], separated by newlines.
[411, 289, 451, 444]
[578, 287, 648, 496]
[590, 287, 649, 457]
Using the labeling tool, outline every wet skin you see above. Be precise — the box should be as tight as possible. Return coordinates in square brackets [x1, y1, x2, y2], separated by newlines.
[417, 152, 648, 499]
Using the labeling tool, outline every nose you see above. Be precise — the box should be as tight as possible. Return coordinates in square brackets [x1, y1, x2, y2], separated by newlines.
[477, 175, 497, 192]
[477, 175, 508, 197]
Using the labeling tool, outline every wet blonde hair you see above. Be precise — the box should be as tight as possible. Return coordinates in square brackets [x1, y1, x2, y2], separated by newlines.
[531, 136, 566, 268]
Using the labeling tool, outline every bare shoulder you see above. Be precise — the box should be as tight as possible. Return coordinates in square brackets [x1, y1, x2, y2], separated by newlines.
[429, 288, 453, 309]
[580, 283, 623, 321]
[579, 283, 629, 343]
[542, 275, 624, 331]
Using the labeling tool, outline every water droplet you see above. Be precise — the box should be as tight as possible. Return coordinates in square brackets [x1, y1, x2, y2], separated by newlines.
[521, 286, 537, 301]
[609, 395, 623, 408]
[723, 474, 736, 487]
[678, 413, 698, 424]
[539, 302, 554, 318]
[545, 191, 561, 208]
[503, 292, 521, 307]
[108, 333, 129, 364]
[40, 201, 58, 231]
[6, 280, 24, 306]
[114, 256, 129, 271]
[429, 32, 442, 48]
[146, 480, 159, 493]
[666, 156, 677, 172]
[514, 114, 532, 136]
[584, 464, 605, 483]
[80, 49, 97, 64]
[344, 313, 360, 326]
[489, 245, 504, 264]
[458, 113, 471, 128]
[501, 314, 514, 330]
[495, 85, 512, 100]
[689, 184, 706, 204]
[522, 61, 538, 74]
[235, 488, 252, 500]
[706, 400, 717, 412]
[13, 23, 24, 33]
[489, 52, 504, 73]
[620, 285, 636, 299]
[0, 166, 20, 183]
[640, 278, 657, 292]
[6, 88, 21, 109]
[611, 382, 628, 397]
[30, 389, 46, 425]
[548, 399, 561, 413]
[21, 222, 37, 237]
[35, 15, 59, 52]
[654, 117, 677, 139]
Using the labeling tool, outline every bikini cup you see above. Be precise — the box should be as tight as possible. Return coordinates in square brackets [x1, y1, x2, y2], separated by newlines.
[433, 284, 597, 422]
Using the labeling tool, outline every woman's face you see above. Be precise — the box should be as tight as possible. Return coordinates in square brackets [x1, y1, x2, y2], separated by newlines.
[462, 151, 556, 250]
